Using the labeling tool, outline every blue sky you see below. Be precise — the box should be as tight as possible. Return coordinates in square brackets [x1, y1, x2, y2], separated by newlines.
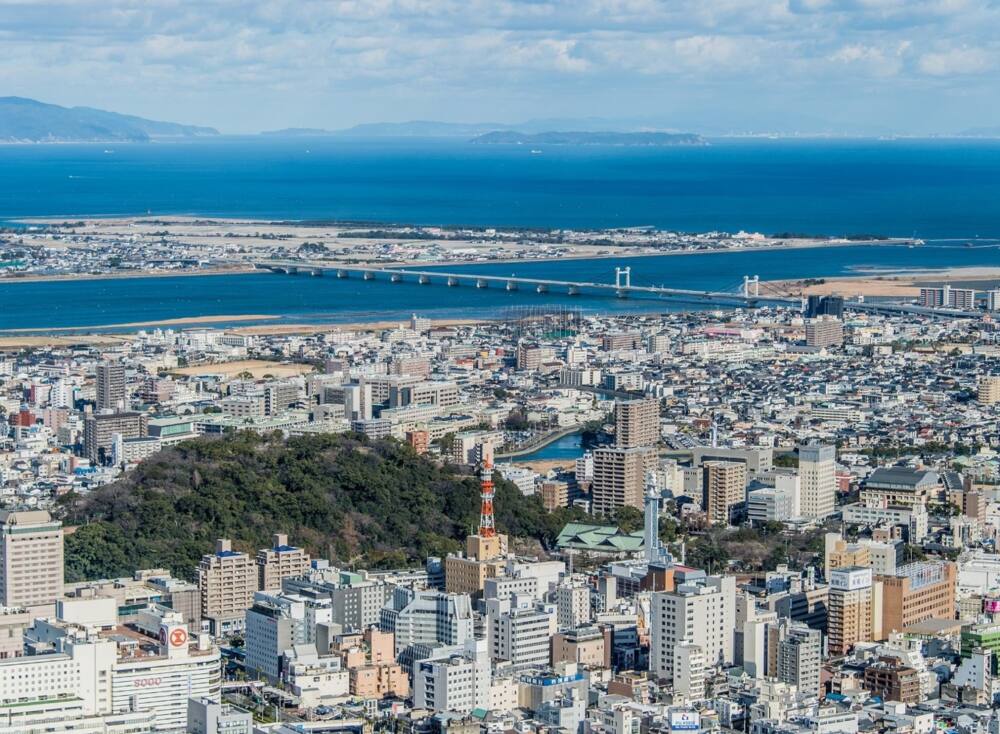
[2, 0, 999, 134]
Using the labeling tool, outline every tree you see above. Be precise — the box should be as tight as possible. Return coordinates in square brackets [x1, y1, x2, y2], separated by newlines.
[613, 506, 644, 534]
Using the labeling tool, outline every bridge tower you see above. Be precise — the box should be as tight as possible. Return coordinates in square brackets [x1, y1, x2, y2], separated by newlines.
[615, 267, 631, 289]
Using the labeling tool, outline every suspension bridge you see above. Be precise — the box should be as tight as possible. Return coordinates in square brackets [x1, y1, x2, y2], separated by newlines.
[253, 260, 978, 318]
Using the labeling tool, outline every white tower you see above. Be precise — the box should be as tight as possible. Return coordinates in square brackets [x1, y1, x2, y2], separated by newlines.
[644, 471, 670, 565]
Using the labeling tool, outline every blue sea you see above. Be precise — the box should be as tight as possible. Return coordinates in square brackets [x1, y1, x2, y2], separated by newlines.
[2, 137, 1000, 331]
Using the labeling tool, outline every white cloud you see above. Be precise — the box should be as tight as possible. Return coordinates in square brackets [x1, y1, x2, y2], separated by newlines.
[1, 0, 1000, 130]
[918, 46, 994, 76]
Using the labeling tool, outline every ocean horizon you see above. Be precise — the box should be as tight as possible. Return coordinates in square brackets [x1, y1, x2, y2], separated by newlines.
[3, 137, 1000, 238]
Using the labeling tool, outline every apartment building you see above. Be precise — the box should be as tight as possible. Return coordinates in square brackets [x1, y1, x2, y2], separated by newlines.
[256, 534, 311, 593]
[614, 398, 659, 449]
[198, 539, 258, 636]
[84, 411, 148, 463]
[95, 361, 126, 411]
[702, 461, 747, 525]
[591, 446, 657, 516]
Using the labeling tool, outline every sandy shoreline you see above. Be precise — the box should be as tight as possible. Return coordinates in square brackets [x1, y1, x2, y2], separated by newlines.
[0, 314, 280, 334]
[764, 265, 1000, 297]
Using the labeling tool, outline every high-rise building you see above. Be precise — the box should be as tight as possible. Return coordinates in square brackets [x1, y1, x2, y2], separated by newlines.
[920, 285, 977, 310]
[805, 295, 845, 320]
[256, 534, 311, 593]
[245, 591, 332, 683]
[0, 510, 63, 613]
[614, 398, 659, 449]
[380, 588, 475, 658]
[555, 579, 591, 630]
[413, 638, 491, 714]
[672, 642, 706, 704]
[702, 461, 747, 525]
[486, 594, 557, 670]
[591, 446, 657, 516]
[775, 622, 822, 696]
[978, 376, 1000, 406]
[95, 361, 126, 411]
[84, 411, 148, 463]
[799, 443, 836, 520]
[827, 566, 873, 655]
[986, 290, 1000, 312]
[805, 316, 844, 348]
[198, 539, 258, 636]
[877, 561, 956, 636]
[650, 571, 735, 680]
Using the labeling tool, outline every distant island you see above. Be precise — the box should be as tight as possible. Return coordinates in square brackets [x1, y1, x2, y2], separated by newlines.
[471, 130, 706, 146]
[0, 96, 219, 143]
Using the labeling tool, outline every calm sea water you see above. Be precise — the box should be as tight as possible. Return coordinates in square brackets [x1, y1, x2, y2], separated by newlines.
[1, 243, 997, 331]
[2, 137, 1000, 331]
[3, 137, 1000, 236]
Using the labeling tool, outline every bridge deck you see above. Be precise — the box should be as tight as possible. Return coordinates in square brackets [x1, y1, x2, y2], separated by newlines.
[254, 260, 977, 319]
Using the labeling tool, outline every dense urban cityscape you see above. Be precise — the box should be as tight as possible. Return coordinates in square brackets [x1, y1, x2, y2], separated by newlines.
[1, 296, 999, 734]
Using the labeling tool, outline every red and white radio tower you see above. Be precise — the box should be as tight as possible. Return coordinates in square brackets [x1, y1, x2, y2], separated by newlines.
[478, 457, 496, 538]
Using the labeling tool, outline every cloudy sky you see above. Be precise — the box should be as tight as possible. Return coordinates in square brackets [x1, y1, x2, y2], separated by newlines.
[2, 0, 999, 134]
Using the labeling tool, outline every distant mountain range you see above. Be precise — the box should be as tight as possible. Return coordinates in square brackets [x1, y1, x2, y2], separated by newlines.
[470, 131, 706, 146]
[0, 97, 219, 142]
[259, 116, 699, 138]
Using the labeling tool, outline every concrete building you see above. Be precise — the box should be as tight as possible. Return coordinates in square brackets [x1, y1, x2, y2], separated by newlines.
[0, 607, 29, 660]
[747, 485, 796, 524]
[380, 588, 475, 658]
[862, 657, 922, 704]
[84, 411, 148, 463]
[555, 580, 591, 631]
[805, 316, 844, 348]
[413, 638, 491, 714]
[775, 622, 822, 696]
[978, 376, 1000, 406]
[878, 561, 956, 636]
[650, 572, 735, 680]
[187, 697, 253, 734]
[827, 566, 874, 655]
[799, 443, 836, 520]
[95, 361, 126, 412]
[591, 446, 657, 516]
[256, 534, 311, 593]
[486, 594, 557, 670]
[702, 461, 747, 525]
[0, 510, 63, 613]
[672, 642, 706, 704]
[198, 539, 258, 636]
[614, 398, 659, 449]
[861, 467, 939, 509]
[552, 626, 606, 668]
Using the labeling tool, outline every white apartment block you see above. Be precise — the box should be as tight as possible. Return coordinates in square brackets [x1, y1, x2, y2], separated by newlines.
[650, 573, 735, 681]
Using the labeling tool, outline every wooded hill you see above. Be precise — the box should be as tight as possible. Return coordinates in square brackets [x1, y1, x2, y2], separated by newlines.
[60, 432, 581, 582]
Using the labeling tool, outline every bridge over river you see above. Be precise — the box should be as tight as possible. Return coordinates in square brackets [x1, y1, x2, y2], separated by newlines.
[254, 260, 978, 319]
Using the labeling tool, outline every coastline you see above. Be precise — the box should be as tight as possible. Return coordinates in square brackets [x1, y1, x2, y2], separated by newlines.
[0, 317, 485, 349]
[0, 239, 905, 286]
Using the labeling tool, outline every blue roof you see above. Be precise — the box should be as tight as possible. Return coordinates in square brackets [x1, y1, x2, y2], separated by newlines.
[275, 545, 299, 553]
[216, 550, 243, 558]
